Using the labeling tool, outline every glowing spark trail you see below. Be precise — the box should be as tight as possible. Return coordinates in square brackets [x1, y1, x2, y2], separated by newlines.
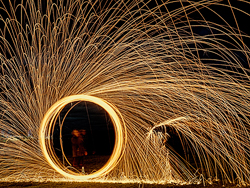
[39, 95, 125, 180]
[0, 0, 250, 186]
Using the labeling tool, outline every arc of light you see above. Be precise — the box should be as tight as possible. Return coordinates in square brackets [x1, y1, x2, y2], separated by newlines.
[39, 95, 126, 180]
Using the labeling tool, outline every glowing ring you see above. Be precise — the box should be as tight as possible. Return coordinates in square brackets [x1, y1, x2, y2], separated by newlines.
[39, 95, 125, 180]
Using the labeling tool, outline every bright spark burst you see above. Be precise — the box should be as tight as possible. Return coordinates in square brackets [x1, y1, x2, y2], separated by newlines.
[0, 0, 250, 185]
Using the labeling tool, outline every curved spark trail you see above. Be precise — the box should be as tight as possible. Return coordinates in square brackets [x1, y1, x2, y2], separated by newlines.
[0, 0, 250, 185]
[39, 95, 126, 180]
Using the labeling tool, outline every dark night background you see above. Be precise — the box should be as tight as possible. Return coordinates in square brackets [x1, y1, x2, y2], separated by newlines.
[52, 102, 115, 172]
[53, 102, 115, 156]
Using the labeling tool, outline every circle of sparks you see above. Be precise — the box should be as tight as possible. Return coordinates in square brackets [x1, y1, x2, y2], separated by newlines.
[39, 95, 125, 180]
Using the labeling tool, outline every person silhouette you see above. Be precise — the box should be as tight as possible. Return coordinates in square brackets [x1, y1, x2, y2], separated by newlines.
[71, 129, 80, 168]
[77, 129, 88, 170]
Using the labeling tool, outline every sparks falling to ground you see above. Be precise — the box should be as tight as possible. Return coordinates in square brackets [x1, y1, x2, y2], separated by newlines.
[0, 0, 250, 186]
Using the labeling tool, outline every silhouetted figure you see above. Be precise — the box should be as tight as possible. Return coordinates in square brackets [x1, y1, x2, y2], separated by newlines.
[71, 129, 80, 168]
[77, 129, 88, 170]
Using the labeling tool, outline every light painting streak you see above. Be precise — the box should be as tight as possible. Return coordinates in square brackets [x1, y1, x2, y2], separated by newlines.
[0, 0, 250, 186]
[39, 95, 126, 180]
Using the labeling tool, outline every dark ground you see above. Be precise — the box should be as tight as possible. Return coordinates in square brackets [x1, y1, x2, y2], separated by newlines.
[0, 182, 247, 188]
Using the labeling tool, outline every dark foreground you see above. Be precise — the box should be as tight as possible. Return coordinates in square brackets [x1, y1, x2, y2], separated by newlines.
[0, 182, 247, 188]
